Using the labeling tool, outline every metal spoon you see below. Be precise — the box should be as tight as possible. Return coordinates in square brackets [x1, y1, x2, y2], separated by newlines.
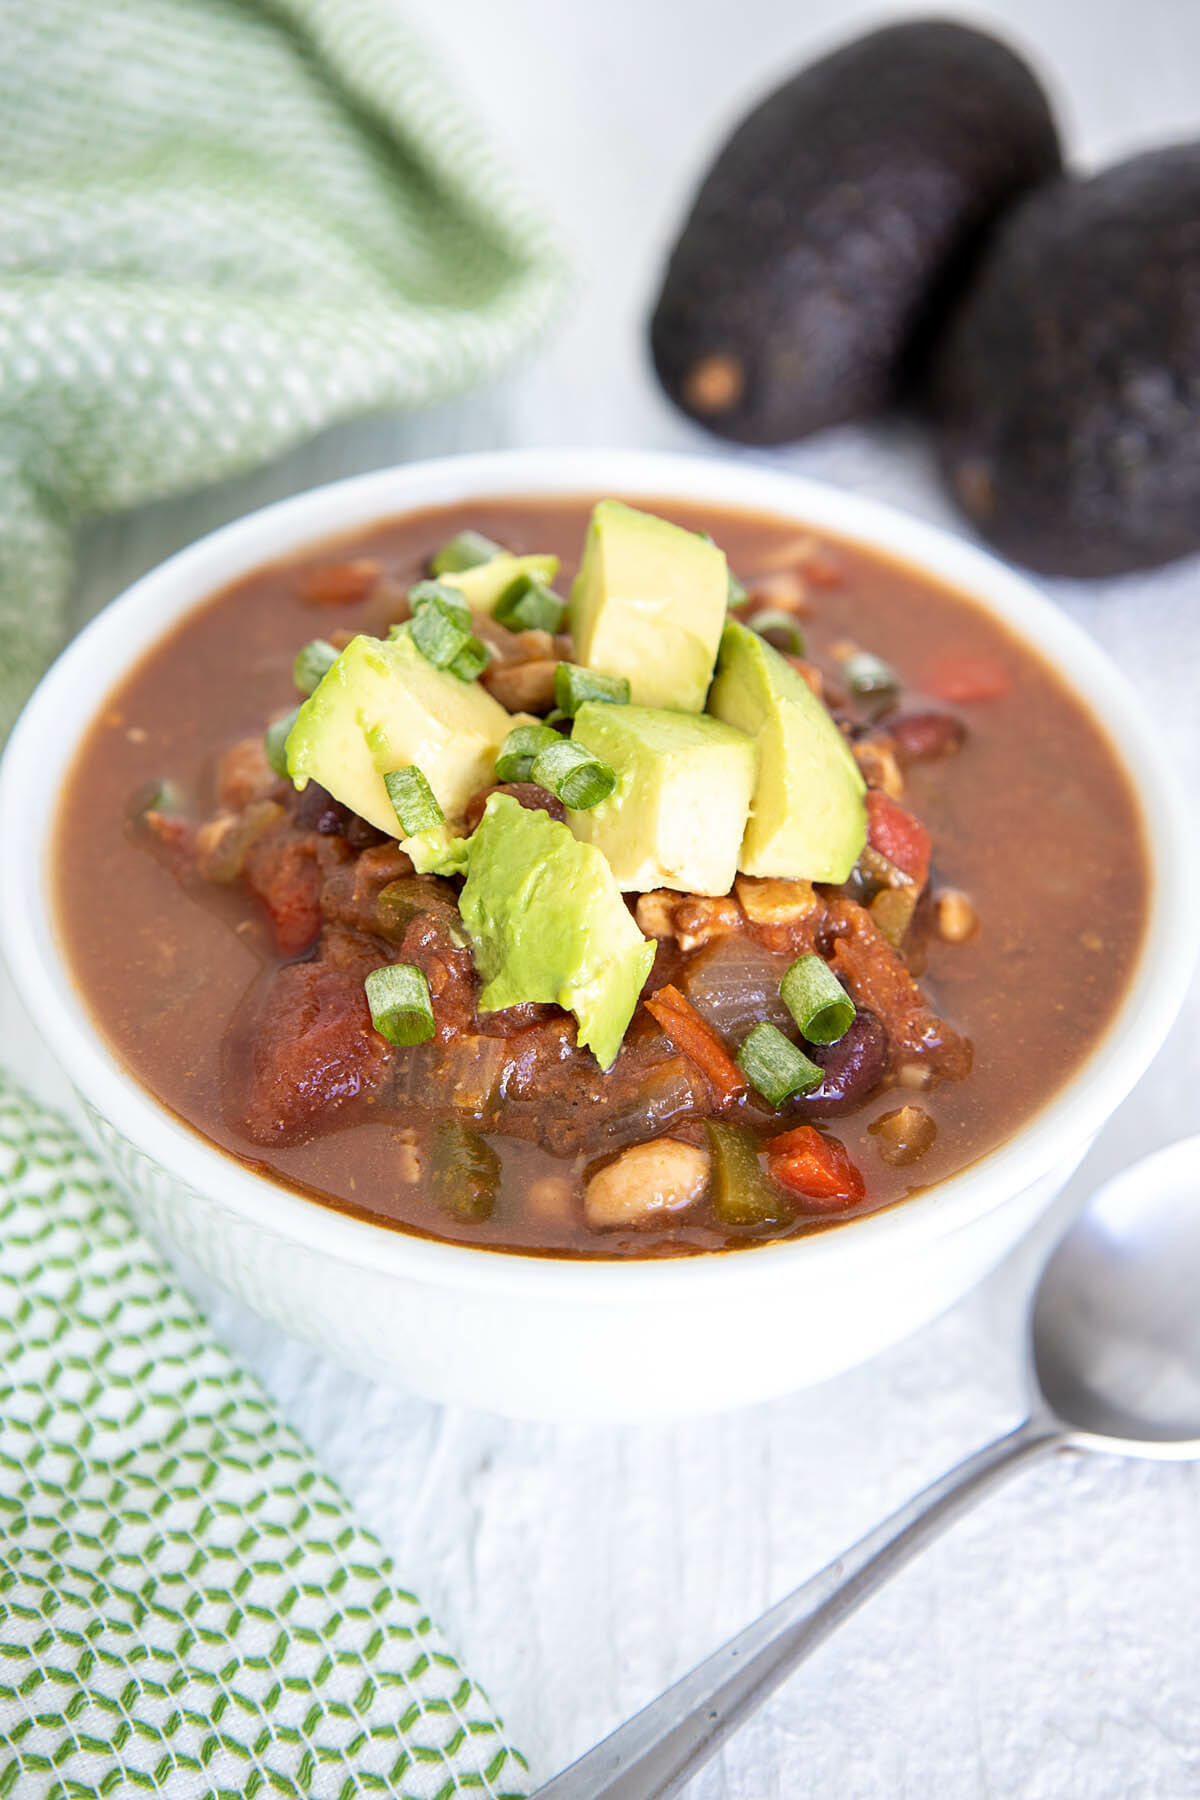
[533, 1136, 1200, 1800]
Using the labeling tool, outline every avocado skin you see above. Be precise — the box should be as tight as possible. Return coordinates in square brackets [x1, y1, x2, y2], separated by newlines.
[649, 19, 1062, 446]
[930, 146, 1200, 578]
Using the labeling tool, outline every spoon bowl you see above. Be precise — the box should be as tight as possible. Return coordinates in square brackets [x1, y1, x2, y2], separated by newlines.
[534, 1134, 1200, 1798]
[1033, 1135, 1200, 1455]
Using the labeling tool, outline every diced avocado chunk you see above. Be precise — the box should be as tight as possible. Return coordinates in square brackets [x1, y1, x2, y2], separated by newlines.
[286, 630, 515, 833]
[568, 501, 728, 711]
[403, 823, 471, 877]
[439, 552, 559, 614]
[568, 702, 757, 896]
[459, 793, 655, 1069]
[707, 620, 866, 882]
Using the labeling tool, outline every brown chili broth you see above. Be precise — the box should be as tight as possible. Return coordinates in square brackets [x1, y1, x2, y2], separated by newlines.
[53, 495, 1149, 1256]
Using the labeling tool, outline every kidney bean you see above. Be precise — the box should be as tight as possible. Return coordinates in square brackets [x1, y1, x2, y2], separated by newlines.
[890, 711, 966, 764]
[294, 781, 351, 835]
[464, 782, 566, 832]
[787, 1009, 888, 1118]
[344, 813, 387, 849]
[293, 781, 385, 846]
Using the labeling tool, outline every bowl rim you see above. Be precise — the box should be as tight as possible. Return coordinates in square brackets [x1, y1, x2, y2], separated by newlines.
[1, 446, 1195, 1300]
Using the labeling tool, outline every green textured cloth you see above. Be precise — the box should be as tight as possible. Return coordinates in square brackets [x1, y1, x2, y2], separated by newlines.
[0, 0, 564, 739]
[0, 1073, 529, 1797]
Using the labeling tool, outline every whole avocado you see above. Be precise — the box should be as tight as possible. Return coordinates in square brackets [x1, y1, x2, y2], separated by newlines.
[930, 146, 1200, 577]
[649, 19, 1062, 445]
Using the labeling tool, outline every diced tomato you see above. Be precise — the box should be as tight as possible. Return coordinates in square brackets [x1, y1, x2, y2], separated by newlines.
[827, 895, 973, 1080]
[243, 833, 324, 956]
[802, 549, 843, 588]
[925, 650, 1011, 703]
[141, 809, 195, 874]
[238, 962, 390, 1143]
[765, 1125, 865, 1210]
[866, 791, 931, 889]
[300, 559, 380, 606]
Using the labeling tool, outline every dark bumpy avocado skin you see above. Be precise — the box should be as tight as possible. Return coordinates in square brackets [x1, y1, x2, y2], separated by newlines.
[931, 146, 1200, 577]
[649, 20, 1062, 445]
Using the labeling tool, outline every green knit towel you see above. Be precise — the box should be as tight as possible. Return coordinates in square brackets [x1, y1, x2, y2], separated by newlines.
[0, 1073, 529, 1798]
[0, 0, 565, 739]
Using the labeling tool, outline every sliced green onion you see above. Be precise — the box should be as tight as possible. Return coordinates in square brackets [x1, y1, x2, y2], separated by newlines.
[751, 611, 806, 655]
[383, 765, 444, 836]
[264, 705, 301, 778]
[292, 638, 338, 696]
[706, 1121, 791, 1227]
[543, 708, 569, 727]
[429, 529, 504, 576]
[553, 663, 631, 716]
[736, 1021, 823, 1106]
[364, 963, 435, 1046]
[727, 571, 748, 610]
[410, 592, 473, 669]
[495, 722, 560, 783]
[126, 777, 185, 821]
[408, 578, 472, 625]
[844, 650, 899, 698]
[780, 954, 855, 1046]
[448, 634, 491, 682]
[493, 574, 567, 634]
[430, 1118, 501, 1221]
[530, 737, 617, 810]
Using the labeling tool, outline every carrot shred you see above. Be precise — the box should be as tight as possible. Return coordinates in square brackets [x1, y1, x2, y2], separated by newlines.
[765, 1125, 865, 1209]
[645, 984, 747, 1105]
[825, 896, 973, 1081]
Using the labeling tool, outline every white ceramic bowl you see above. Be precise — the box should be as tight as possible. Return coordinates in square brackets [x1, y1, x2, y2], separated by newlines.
[1, 451, 1194, 1421]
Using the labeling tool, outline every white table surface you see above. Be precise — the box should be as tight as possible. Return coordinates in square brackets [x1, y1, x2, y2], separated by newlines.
[6, 0, 1200, 1793]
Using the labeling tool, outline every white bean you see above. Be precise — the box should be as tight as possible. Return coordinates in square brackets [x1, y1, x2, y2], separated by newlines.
[585, 1139, 711, 1230]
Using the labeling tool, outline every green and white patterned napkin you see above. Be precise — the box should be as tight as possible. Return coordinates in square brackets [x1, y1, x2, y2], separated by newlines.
[0, 1073, 529, 1797]
[0, 2, 562, 1785]
[0, 0, 564, 739]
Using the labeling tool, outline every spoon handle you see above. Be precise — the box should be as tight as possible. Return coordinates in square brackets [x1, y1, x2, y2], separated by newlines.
[532, 1414, 1063, 1800]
